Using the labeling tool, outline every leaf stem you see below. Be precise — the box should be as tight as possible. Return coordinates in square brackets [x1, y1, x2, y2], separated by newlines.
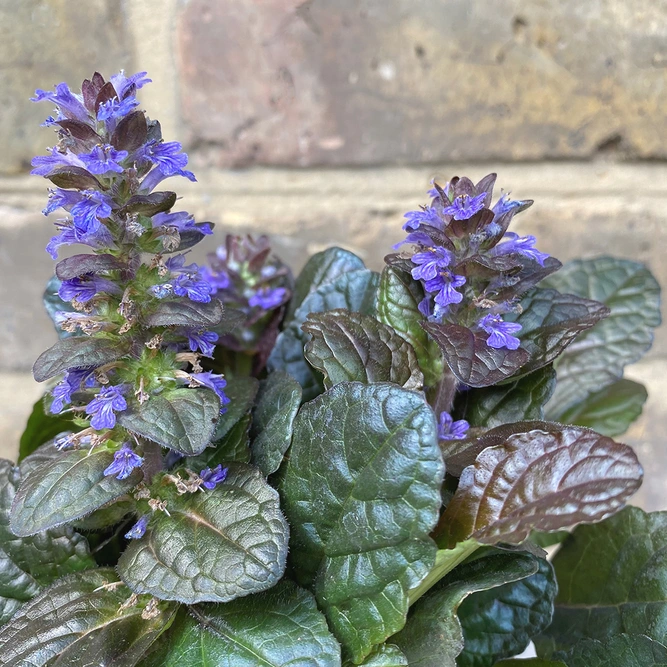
[408, 538, 480, 605]
[427, 363, 459, 416]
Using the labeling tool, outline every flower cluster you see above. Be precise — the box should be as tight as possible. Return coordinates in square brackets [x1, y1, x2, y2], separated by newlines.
[32, 71, 229, 484]
[201, 234, 292, 353]
[396, 175, 551, 350]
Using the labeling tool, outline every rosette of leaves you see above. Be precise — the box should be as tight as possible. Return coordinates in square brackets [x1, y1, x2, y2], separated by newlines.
[3, 92, 661, 667]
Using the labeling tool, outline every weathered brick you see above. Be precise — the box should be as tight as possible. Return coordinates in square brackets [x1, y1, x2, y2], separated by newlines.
[177, 0, 667, 167]
[0, 0, 132, 174]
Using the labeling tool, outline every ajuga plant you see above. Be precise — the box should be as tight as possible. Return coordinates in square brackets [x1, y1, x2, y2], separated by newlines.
[0, 73, 663, 667]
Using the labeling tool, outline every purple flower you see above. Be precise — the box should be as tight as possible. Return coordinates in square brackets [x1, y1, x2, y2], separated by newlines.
[248, 286, 288, 310]
[31, 82, 89, 123]
[478, 313, 522, 350]
[424, 271, 466, 308]
[152, 211, 212, 236]
[69, 191, 114, 237]
[31, 147, 86, 176]
[85, 385, 128, 430]
[190, 372, 230, 411]
[393, 230, 435, 250]
[79, 144, 128, 175]
[403, 207, 443, 231]
[49, 369, 91, 414]
[172, 273, 212, 303]
[125, 514, 150, 540]
[492, 232, 549, 266]
[110, 71, 151, 98]
[438, 412, 470, 441]
[141, 141, 193, 178]
[58, 276, 120, 303]
[187, 331, 219, 357]
[411, 246, 452, 281]
[443, 193, 486, 220]
[200, 464, 228, 490]
[200, 266, 231, 293]
[492, 193, 525, 217]
[45, 221, 113, 259]
[103, 443, 143, 480]
[43, 188, 85, 216]
[97, 96, 140, 124]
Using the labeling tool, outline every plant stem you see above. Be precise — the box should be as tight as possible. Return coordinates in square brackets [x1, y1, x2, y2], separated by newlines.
[427, 363, 459, 417]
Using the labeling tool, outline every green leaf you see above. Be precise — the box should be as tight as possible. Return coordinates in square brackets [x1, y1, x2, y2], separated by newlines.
[250, 370, 302, 476]
[118, 387, 221, 455]
[141, 580, 341, 667]
[72, 497, 135, 531]
[287, 247, 366, 321]
[303, 309, 423, 390]
[280, 382, 444, 662]
[143, 298, 223, 328]
[556, 378, 647, 437]
[459, 366, 556, 429]
[494, 660, 566, 667]
[0, 460, 94, 625]
[0, 568, 177, 666]
[377, 266, 443, 386]
[33, 336, 129, 382]
[507, 287, 610, 377]
[18, 395, 79, 462]
[268, 327, 324, 400]
[529, 529, 570, 549]
[118, 463, 289, 603]
[436, 423, 642, 548]
[347, 644, 408, 666]
[457, 556, 557, 667]
[542, 257, 661, 419]
[211, 376, 258, 442]
[392, 550, 539, 667]
[562, 634, 667, 667]
[9, 448, 142, 536]
[186, 414, 251, 470]
[537, 506, 667, 653]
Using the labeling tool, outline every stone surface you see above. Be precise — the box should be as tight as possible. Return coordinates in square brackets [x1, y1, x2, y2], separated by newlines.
[177, 0, 667, 167]
[0, 0, 132, 174]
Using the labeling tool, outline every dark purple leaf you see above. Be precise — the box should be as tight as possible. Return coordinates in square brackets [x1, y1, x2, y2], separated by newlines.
[120, 191, 176, 217]
[94, 81, 118, 111]
[55, 254, 123, 280]
[55, 119, 99, 142]
[110, 110, 148, 152]
[46, 166, 105, 191]
[143, 299, 223, 328]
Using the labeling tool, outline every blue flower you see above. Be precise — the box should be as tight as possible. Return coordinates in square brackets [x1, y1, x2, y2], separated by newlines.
[403, 207, 443, 231]
[43, 188, 84, 215]
[45, 221, 113, 259]
[31, 82, 89, 123]
[478, 313, 522, 350]
[141, 141, 193, 177]
[492, 232, 549, 266]
[58, 276, 120, 303]
[31, 147, 86, 176]
[124, 514, 150, 540]
[438, 412, 470, 441]
[425, 270, 466, 307]
[109, 71, 151, 98]
[411, 246, 452, 281]
[443, 193, 487, 220]
[79, 144, 128, 175]
[96, 96, 139, 124]
[70, 191, 113, 236]
[248, 286, 288, 310]
[200, 266, 231, 293]
[49, 369, 91, 414]
[190, 372, 230, 411]
[492, 193, 526, 217]
[172, 273, 212, 303]
[85, 385, 128, 430]
[200, 464, 228, 490]
[103, 443, 143, 480]
[152, 211, 212, 236]
[187, 331, 219, 357]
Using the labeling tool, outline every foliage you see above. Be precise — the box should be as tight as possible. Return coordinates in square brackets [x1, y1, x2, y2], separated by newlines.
[1, 72, 661, 666]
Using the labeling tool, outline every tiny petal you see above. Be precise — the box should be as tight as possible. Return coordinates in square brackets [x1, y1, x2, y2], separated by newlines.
[103, 443, 143, 480]
[125, 514, 150, 540]
[443, 193, 486, 220]
[86, 385, 128, 430]
[478, 313, 522, 350]
[248, 286, 288, 310]
[200, 464, 228, 490]
[438, 412, 470, 440]
[189, 372, 230, 412]
[187, 330, 219, 357]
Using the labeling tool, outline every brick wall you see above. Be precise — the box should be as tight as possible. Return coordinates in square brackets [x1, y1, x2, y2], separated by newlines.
[0, 0, 665, 508]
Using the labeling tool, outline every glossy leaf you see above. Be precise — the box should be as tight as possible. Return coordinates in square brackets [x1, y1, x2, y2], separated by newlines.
[118, 387, 220, 456]
[268, 327, 324, 400]
[0, 568, 176, 667]
[537, 506, 667, 653]
[33, 336, 128, 383]
[303, 309, 423, 390]
[0, 460, 94, 625]
[543, 257, 661, 418]
[287, 246, 366, 321]
[377, 266, 443, 386]
[10, 448, 142, 536]
[457, 556, 557, 667]
[392, 551, 539, 667]
[119, 463, 289, 603]
[142, 580, 341, 667]
[18, 395, 78, 462]
[562, 634, 667, 667]
[280, 382, 444, 662]
[186, 414, 251, 469]
[508, 287, 609, 376]
[250, 370, 302, 476]
[556, 378, 647, 437]
[437, 423, 642, 547]
[110, 109, 148, 152]
[211, 375, 258, 442]
[459, 366, 556, 429]
[121, 191, 177, 217]
[143, 298, 223, 328]
[42, 275, 79, 338]
[47, 165, 104, 190]
[54, 253, 123, 280]
[495, 660, 566, 667]
[423, 321, 529, 388]
[349, 644, 408, 666]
